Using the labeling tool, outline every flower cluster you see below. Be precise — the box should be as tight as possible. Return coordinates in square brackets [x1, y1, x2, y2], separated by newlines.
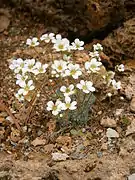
[47, 96, 77, 116]
[26, 34, 84, 52]
[9, 58, 48, 101]
[9, 32, 125, 124]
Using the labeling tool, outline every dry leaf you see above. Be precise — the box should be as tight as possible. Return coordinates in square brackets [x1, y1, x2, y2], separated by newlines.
[31, 137, 46, 147]
[44, 144, 54, 153]
[56, 136, 72, 148]
[0, 117, 5, 123]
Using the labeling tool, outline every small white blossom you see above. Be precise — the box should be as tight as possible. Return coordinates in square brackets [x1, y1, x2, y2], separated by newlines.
[76, 80, 95, 93]
[26, 37, 39, 47]
[61, 96, 77, 110]
[60, 84, 75, 97]
[46, 100, 62, 115]
[16, 73, 28, 87]
[24, 59, 35, 72]
[15, 92, 24, 101]
[116, 64, 125, 72]
[52, 34, 62, 43]
[89, 51, 100, 59]
[107, 93, 112, 97]
[93, 43, 103, 51]
[9, 59, 20, 70]
[53, 38, 70, 52]
[33, 62, 48, 75]
[13, 58, 26, 74]
[71, 38, 84, 50]
[51, 60, 67, 77]
[111, 79, 121, 90]
[65, 63, 82, 79]
[19, 80, 35, 96]
[63, 54, 72, 61]
[85, 58, 102, 73]
[40, 33, 55, 43]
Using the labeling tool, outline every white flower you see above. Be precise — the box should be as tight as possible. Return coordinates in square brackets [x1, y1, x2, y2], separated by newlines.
[93, 43, 103, 51]
[111, 79, 121, 90]
[107, 93, 112, 97]
[52, 34, 62, 43]
[9, 59, 20, 70]
[65, 63, 82, 79]
[89, 51, 100, 59]
[85, 58, 102, 73]
[71, 38, 84, 50]
[116, 64, 125, 72]
[40, 33, 55, 43]
[53, 38, 70, 52]
[19, 80, 35, 95]
[60, 84, 75, 97]
[63, 54, 72, 61]
[76, 80, 95, 93]
[46, 100, 62, 115]
[15, 92, 24, 101]
[16, 73, 28, 87]
[33, 62, 48, 75]
[61, 96, 77, 110]
[51, 60, 67, 77]
[26, 37, 39, 47]
[24, 59, 35, 72]
[12, 58, 26, 74]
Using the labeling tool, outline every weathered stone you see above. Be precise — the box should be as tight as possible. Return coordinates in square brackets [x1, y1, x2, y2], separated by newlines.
[130, 97, 135, 113]
[6, 0, 125, 40]
[100, 116, 117, 128]
[126, 119, 135, 136]
[102, 18, 135, 61]
[128, 173, 135, 180]
[106, 128, 119, 138]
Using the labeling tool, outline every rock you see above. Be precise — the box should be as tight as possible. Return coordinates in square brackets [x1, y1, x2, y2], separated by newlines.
[128, 173, 135, 180]
[52, 152, 69, 161]
[119, 147, 128, 157]
[0, 171, 12, 180]
[100, 117, 117, 128]
[0, 9, 10, 33]
[125, 85, 134, 100]
[130, 97, 135, 113]
[115, 109, 124, 117]
[126, 119, 135, 136]
[8, 0, 125, 40]
[106, 128, 119, 138]
[101, 143, 108, 150]
[102, 18, 135, 61]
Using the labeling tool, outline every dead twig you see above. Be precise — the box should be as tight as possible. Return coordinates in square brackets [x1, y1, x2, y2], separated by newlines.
[0, 99, 21, 130]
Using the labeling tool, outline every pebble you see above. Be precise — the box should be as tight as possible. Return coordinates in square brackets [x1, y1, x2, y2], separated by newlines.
[115, 109, 124, 117]
[125, 85, 134, 100]
[106, 128, 119, 138]
[100, 117, 117, 128]
[130, 97, 135, 113]
[126, 119, 135, 136]
[128, 173, 135, 180]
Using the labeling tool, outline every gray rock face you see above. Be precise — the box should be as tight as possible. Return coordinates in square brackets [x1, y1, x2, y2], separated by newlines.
[128, 173, 135, 180]
[102, 18, 135, 61]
